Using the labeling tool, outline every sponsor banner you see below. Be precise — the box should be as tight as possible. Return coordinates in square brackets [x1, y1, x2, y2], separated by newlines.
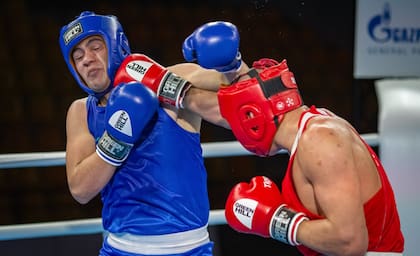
[354, 0, 420, 78]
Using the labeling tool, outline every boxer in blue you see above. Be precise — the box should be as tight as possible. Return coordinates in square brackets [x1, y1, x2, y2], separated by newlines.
[59, 11, 245, 256]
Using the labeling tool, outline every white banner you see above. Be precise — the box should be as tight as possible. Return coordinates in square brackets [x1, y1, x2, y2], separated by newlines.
[354, 0, 420, 78]
[375, 78, 420, 256]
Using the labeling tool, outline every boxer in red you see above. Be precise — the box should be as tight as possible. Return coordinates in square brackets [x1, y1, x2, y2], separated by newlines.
[217, 58, 405, 255]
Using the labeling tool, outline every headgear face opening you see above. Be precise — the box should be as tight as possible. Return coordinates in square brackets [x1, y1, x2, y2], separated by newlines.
[217, 59, 303, 156]
[59, 11, 131, 99]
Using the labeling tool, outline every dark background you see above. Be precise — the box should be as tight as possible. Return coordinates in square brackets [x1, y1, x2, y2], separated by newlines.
[0, 0, 378, 255]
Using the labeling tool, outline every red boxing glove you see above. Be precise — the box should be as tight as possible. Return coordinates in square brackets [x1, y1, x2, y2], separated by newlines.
[225, 176, 308, 246]
[114, 54, 191, 108]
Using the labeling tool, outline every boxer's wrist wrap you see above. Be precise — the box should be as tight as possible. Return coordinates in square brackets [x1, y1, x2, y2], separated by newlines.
[158, 72, 191, 108]
[96, 130, 133, 166]
[270, 204, 308, 246]
[222, 57, 243, 84]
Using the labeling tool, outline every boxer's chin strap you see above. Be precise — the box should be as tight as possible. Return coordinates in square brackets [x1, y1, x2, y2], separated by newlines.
[229, 70, 249, 85]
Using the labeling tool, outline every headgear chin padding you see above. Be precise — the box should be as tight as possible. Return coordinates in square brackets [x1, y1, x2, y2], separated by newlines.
[59, 11, 131, 99]
[218, 59, 303, 156]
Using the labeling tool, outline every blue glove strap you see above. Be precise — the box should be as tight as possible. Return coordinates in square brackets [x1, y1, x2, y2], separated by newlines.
[96, 130, 133, 166]
[216, 52, 242, 73]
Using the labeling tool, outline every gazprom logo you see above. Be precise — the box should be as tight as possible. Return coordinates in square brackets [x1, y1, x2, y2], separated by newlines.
[367, 3, 420, 44]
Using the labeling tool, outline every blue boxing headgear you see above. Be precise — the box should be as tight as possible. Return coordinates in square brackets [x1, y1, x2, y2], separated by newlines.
[59, 11, 131, 99]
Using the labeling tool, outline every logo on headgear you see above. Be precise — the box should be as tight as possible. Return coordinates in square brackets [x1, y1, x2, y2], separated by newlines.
[63, 23, 83, 45]
[276, 101, 285, 111]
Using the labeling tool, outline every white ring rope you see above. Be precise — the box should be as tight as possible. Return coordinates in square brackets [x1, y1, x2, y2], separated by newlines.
[0, 134, 378, 169]
[0, 134, 378, 241]
[0, 210, 227, 241]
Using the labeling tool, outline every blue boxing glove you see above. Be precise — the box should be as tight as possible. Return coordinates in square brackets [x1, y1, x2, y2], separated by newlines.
[182, 21, 242, 73]
[96, 82, 158, 166]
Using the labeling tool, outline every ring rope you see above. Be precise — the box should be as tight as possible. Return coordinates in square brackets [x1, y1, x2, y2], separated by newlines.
[0, 210, 226, 241]
[0, 134, 378, 169]
[0, 134, 378, 240]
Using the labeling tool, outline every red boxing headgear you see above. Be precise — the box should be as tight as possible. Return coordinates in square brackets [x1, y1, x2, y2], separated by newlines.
[217, 59, 303, 156]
